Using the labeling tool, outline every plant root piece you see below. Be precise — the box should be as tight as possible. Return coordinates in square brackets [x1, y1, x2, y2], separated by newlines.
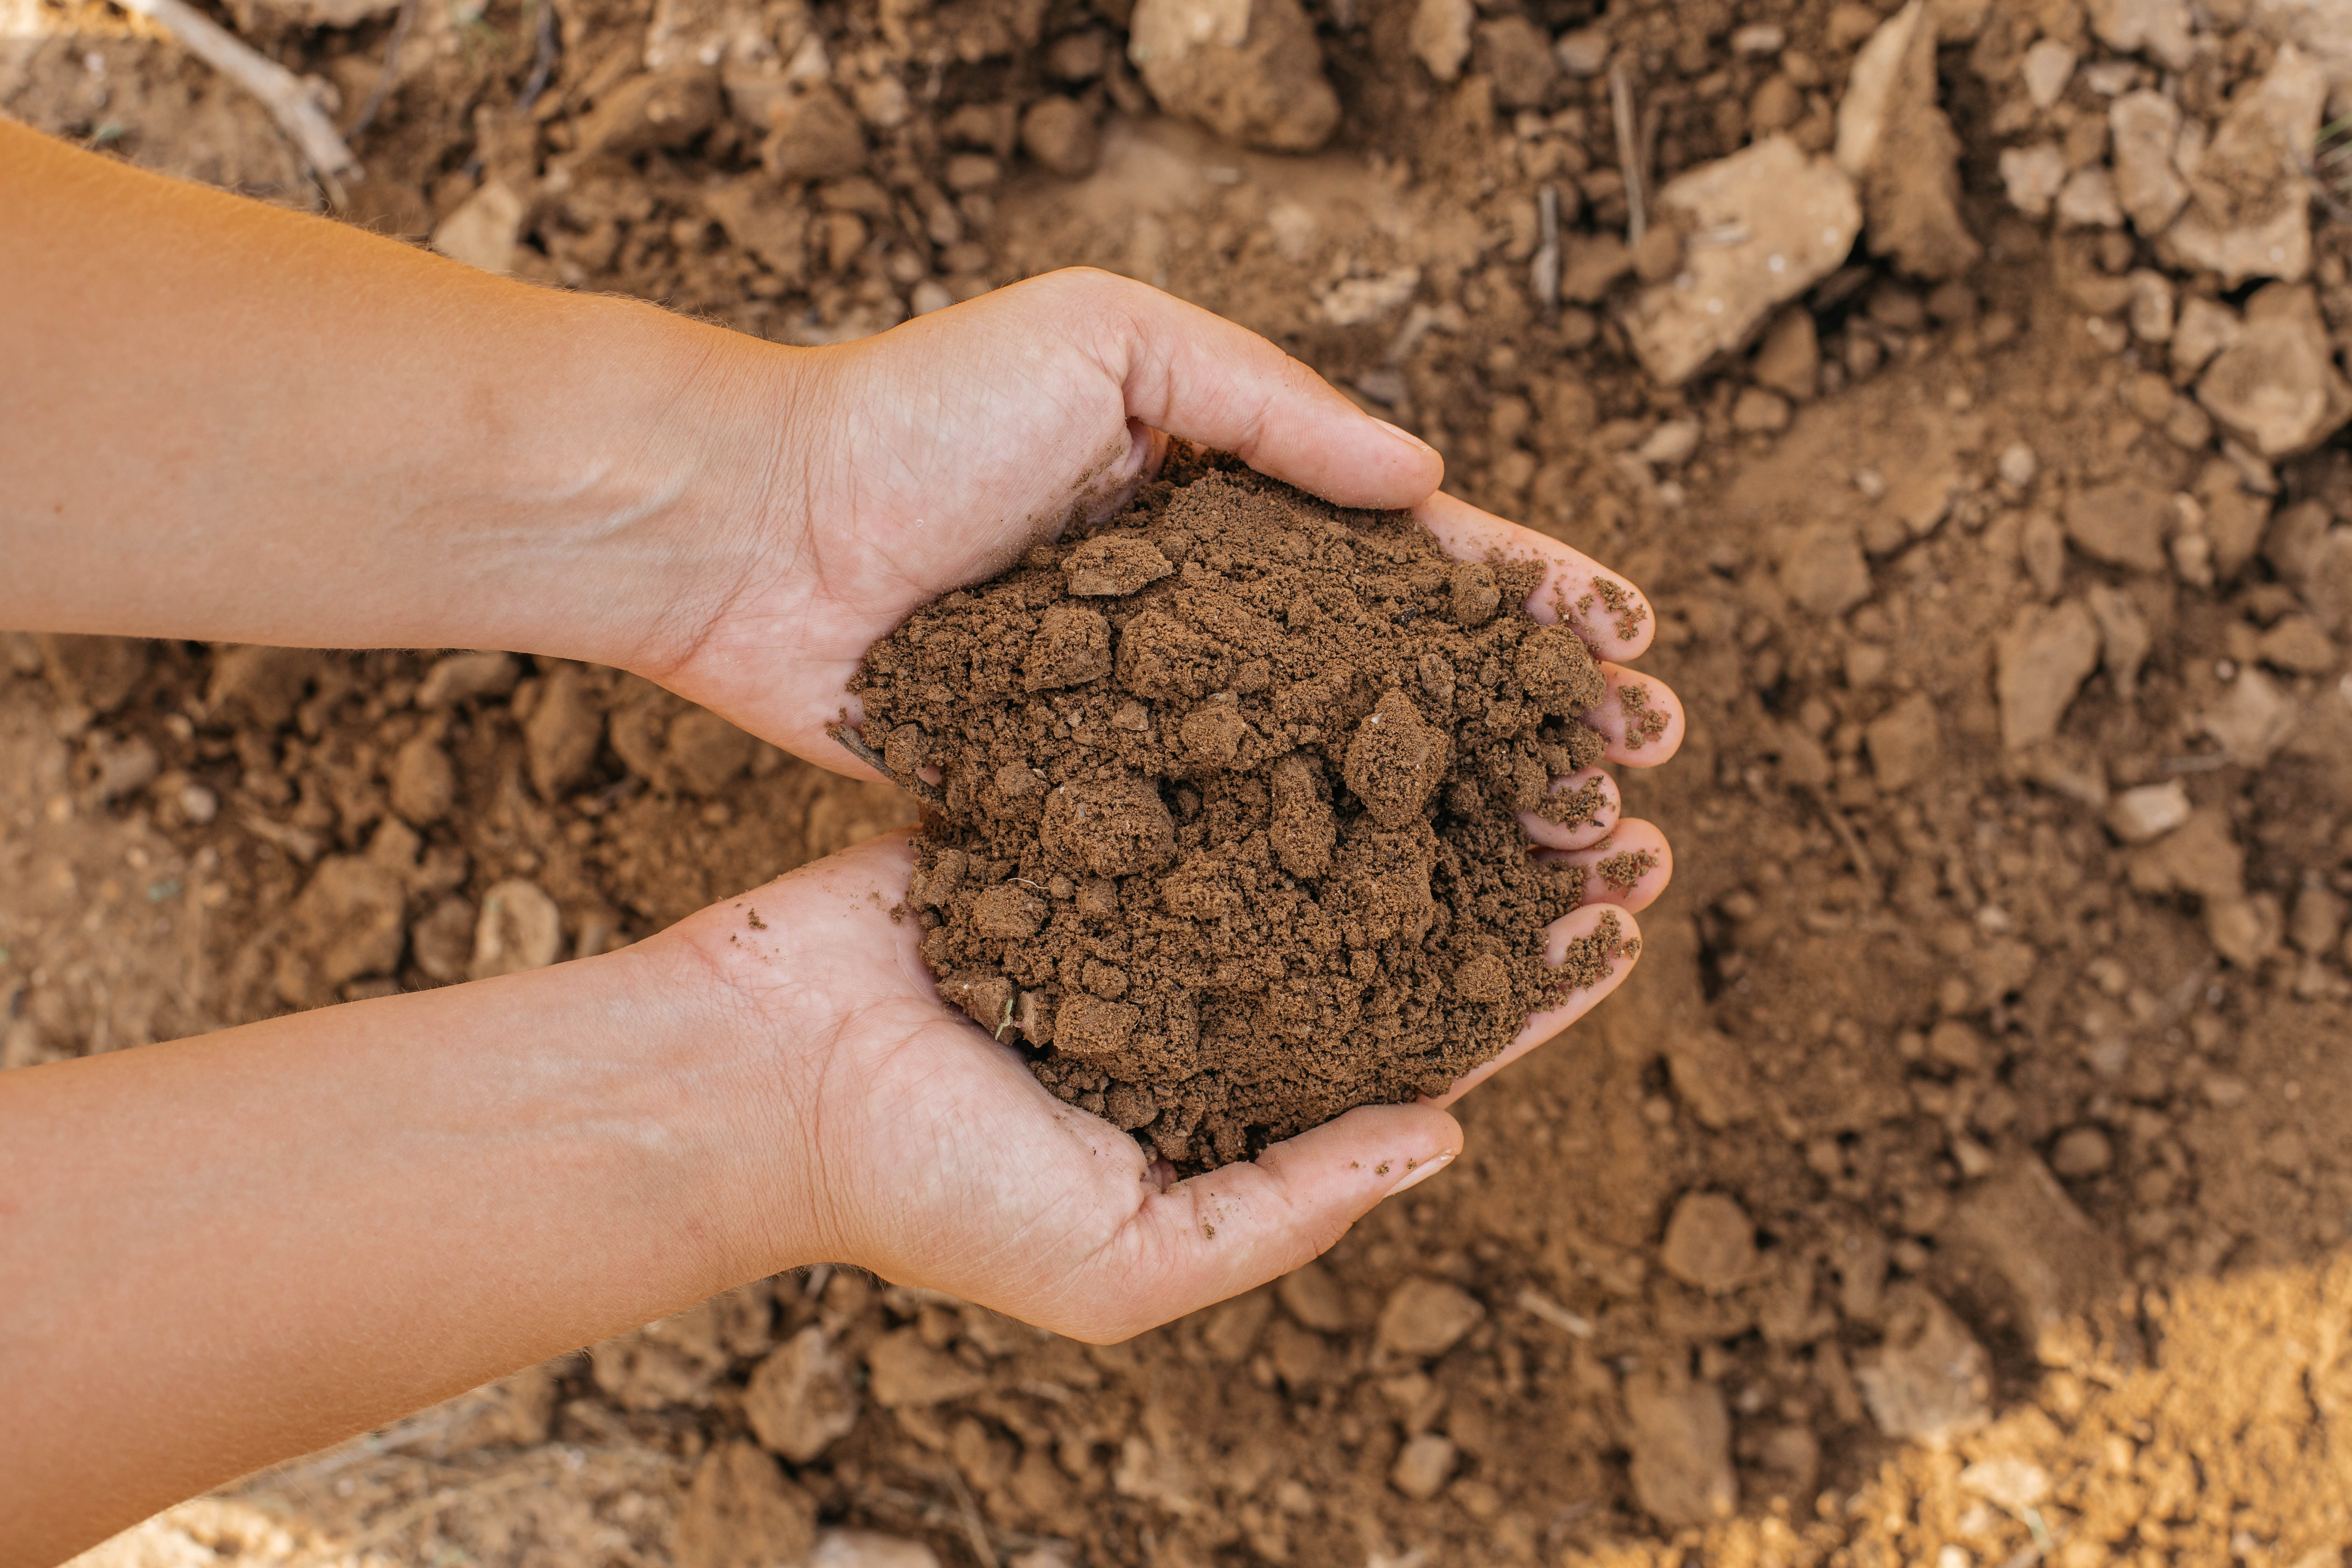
[118, 0, 360, 199]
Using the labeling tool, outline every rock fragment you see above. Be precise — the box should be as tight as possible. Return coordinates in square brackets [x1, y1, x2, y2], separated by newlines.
[1277, 1260, 1352, 1331]
[470, 878, 564, 980]
[2085, 0, 2193, 69]
[388, 733, 456, 825]
[416, 650, 519, 709]
[2163, 47, 2327, 286]
[1475, 16, 1557, 110]
[1998, 142, 2067, 218]
[575, 68, 720, 158]
[2056, 166, 2124, 229]
[1776, 521, 1872, 617]
[2018, 40, 2074, 110]
[2108, 91, 2188, 234]
[1853, 1285, 1991, 1442]
[745, 1326, 860, 1463]
[2125, 808, 2242, 900]
[2107, 780, 2190, 843]
[1619, 137, 1862, 386]
[1995, 600, 2100, 750]
[1388, 1433, 1457, 1500]
[2199, 667, 2297, 768]
[1375, 1277, 1484, 1358]
[811, 1532, 943, 1568]
[1407, 0, 1473, 82]
[764, 86, 868, 183]
[1865, 693, 1940, 791]
[1127, 0, 1340, 153]
[1659, 1192, 1762, 1292]
[430, 181, 525, 275]
[525, 662, 603, 799]
[1622, 1371, 1736, 1527]
[2064, 481, 2171, 572]
[668, 709, 758, 794]
[411, 896, 475, 983]
[1751, 309, 1820, 400]
[1833, 1, 1979, 278]
[282, 858, 407, 1002]
[1949, 1157, 2129, 1364]
[675, 1442, 817, 1568]
[2196, 284, 2352, 458]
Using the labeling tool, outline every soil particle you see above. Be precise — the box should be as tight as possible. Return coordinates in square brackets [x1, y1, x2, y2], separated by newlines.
[742, 1326, 860, 1464]
[854, 460, 1625, 1168]
[469, 878, 563, 980]
[673, 1441, 816, 1568]
[1373, 1276, 1485, 1359]
[1621, 1370, 1736, 1528]
[1658, 1191, 1760, 1292]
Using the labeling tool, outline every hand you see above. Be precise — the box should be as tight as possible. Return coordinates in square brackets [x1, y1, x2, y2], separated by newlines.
[660, 798, 1672, 1339]
[632, 266, 1688, 1329]
[631, 268, 1684, 775]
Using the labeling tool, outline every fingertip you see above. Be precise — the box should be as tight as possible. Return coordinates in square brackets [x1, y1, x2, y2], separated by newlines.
[1536, 819, 1675, 912]
[1591, 665, 1687, 766]
[1516, 766, 1620, 850]
[1431, 903, 1644, 1107]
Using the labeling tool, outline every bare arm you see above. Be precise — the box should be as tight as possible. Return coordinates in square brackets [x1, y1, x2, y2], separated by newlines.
[0, 117, 769, 670]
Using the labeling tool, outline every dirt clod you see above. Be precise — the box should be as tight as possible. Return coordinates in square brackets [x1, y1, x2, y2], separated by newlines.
[854, 460, 1625, 1167]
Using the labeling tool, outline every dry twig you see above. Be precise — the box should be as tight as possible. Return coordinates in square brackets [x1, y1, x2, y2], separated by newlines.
[1608, 58, 1645, 247]
[116, 0, 360, 200]
[827, 719, 947, 808]
[346, 0, 418, 140]
[1530, 183, 1561, 310]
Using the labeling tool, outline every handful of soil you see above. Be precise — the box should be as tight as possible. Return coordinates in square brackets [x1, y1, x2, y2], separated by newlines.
[848, 454, 1634, 1170]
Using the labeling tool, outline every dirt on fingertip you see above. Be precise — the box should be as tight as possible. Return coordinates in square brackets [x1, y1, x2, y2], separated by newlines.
[848, 450, 1637, 1170]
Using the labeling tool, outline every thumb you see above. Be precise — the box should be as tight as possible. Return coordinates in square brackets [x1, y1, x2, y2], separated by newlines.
[1051, 1102, 1462, 1342]
[1054, 269, 1445, 510]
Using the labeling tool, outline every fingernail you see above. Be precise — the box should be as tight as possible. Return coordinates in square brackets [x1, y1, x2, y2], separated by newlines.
[1370, 416, 1436, 456]
[1385, 1152, 1454, 1197]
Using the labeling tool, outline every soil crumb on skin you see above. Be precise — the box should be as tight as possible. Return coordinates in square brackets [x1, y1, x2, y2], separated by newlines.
[851, 453, 1630, 1170]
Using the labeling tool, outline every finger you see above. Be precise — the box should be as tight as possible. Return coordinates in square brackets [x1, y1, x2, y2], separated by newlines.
[1588, 663, 1686, 766]
[1517, 766, 1620, 851]
[1060, 269, 1444, 509]
[1428, 903, 1642, 1108]
[1536, 819, 1674, 912]
[1416, 490, 1656, 660]
[1058, 1102, 1462, 1342]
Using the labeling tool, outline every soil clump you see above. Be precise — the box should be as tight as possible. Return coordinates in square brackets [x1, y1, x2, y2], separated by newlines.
[851, 455, 1628, 1168]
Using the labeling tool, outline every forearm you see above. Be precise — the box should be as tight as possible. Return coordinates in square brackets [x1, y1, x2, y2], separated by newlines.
[0, 932, 797, 1567]
[0, 120, 791, 669]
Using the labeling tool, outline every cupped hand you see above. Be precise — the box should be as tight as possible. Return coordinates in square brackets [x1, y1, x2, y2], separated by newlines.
[670, 818, 1663, 1341]
[643, 271, 1687, 1334]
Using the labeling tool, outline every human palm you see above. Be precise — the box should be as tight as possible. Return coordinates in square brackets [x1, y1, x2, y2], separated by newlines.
[643, 270, 1686, 1335]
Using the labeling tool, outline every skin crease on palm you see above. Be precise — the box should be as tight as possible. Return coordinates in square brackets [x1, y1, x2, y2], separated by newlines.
[0, 122, 1687, 1565]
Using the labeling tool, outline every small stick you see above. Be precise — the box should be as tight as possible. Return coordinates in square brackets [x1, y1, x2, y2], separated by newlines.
[117, 0, 360, 201]
[346, 0, 418, 141]
[825, 719, 947, 808]
[1609, 58, 1645, 247]
[517, 0, 561, 114]
[1806, 785, 1879, 899]
[1530, 183, 1560, 311]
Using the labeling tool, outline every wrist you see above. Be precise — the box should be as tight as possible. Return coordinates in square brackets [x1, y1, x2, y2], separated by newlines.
[492, 295, 814, 680]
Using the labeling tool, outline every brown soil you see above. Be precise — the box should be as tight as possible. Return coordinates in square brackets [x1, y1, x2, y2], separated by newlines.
[854, 455, 1626, 1168]
[11, 0, 2352, 1564]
